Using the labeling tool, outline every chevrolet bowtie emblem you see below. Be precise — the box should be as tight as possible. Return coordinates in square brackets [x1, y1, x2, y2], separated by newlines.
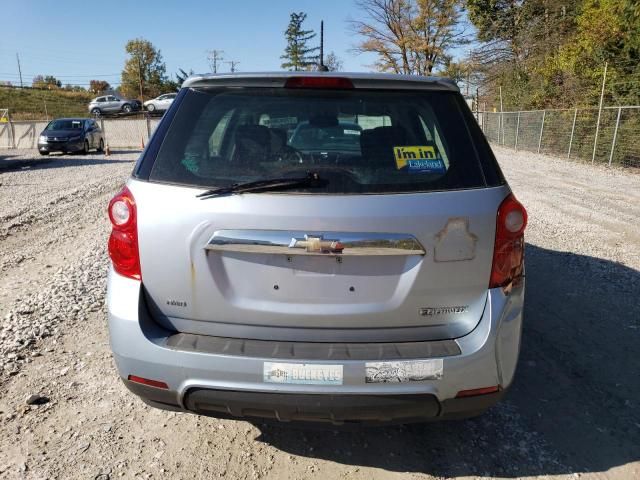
[289, 234, 344, 253]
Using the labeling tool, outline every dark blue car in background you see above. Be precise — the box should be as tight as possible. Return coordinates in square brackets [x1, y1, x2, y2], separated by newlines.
[38, 118, 104, 156]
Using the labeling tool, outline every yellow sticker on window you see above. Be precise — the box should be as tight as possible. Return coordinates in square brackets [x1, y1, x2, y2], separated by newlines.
[393, 146, 446, 173]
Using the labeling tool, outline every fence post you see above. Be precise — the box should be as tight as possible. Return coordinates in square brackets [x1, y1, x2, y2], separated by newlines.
[514, 111, 521, 151]
[608, 107, 622, 167]
[592, 62, 608, 164]
[537, 110, 546, 154]
[100, 118, 107, 149]
[10, 116, 16, 149]
[568, 108, 578, 158]
[145, 114, 151, 142]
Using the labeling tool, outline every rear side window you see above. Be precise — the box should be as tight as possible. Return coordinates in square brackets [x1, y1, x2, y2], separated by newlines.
[149, 88, 490, 194]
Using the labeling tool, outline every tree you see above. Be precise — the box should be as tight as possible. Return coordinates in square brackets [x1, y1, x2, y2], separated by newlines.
[281, 12, 319, 71]
[64, 84, 86, 92]
[32, 75, 45, 88]
[324, 51, 344, 71]
[33, 75, 61, 89]
[120, 38, 168, 99]
[350, 0, 467, 75]
[89, 80, 111, 94]
[176, 68, 194, 84]
[467, 0, 640, 109]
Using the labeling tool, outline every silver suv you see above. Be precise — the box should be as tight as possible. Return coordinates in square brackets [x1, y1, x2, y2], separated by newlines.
[106, 72, 527, 425]
[89, 95, 141, 115]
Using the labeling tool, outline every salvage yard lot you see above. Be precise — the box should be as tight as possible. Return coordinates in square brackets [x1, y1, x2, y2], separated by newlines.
[0, 147, 638, 479]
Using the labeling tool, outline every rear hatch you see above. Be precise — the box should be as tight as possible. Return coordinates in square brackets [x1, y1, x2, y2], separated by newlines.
[132, 75, 507, 342]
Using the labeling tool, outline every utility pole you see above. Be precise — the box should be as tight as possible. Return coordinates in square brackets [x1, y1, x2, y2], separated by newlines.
[137, 57, 144, 106]
[225, 60, 240, 73]
[319, 21, 326, 69]
[592, 61, 608, 164]
[16, 53, 23, 88]
[207, 50, 224, 74]
[466, 69, 470, 97]
[499, 85, 504, 144]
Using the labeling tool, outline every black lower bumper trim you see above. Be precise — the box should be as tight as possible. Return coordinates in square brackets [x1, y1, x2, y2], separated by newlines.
[122, 379, 505, 425]
[184, 388, 440, 425]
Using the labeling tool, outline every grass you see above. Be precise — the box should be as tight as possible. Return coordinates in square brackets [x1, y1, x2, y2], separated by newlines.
[0, 86, 94, 120]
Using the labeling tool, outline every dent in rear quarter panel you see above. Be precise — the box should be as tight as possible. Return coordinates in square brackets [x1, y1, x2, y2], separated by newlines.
[494, 280, 525, 388]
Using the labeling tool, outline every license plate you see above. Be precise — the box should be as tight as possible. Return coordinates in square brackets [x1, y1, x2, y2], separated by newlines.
[263, 362, 343, 385]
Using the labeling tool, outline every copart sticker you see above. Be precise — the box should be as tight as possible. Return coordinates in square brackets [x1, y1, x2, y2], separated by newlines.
[365, 359, 443, 383]
[393, 145, 446, 173]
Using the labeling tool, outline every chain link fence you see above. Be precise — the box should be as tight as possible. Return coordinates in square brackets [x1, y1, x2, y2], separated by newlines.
[2, 103, 638, 169]
[479, 106, 640, 168]
[0, 114, 163, 150]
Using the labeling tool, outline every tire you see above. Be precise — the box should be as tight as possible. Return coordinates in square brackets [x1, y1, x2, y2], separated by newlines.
[122, 104, 132, 113]
[91, 108, 101, 116]
[82, 140, 89, 155]
[146, 103, 155, 112]
[39, 151, 49, 156]
[97, 138, 104, 153]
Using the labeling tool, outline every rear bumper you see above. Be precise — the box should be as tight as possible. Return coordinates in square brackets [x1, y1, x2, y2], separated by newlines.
[107, 268, 524, 424]
[124, 379, 505, 424]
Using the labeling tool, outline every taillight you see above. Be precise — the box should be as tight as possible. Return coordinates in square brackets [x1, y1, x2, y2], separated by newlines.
[284, 76, 354, 89]
[108, 186, 141, 280]
[489, 194, 528, 289]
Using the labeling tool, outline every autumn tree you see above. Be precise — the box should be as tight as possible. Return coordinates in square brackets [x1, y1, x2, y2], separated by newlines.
[281, 12, 319, 71]
[350, 0, 467, 75]
[120, 38, 168, 100]
[89, 80, 111, 94]
[467, 0, 640, 109]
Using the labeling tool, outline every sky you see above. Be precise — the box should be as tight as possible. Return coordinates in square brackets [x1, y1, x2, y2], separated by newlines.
[0, 0, 391, 88]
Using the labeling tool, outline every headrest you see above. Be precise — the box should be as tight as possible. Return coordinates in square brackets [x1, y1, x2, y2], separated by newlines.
[360, 126, 409, 163]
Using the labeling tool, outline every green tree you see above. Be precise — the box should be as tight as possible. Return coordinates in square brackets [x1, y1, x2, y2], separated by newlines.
[32, 75, 61, 89]
[120, 38, 167, 99]
[281, 12, 319, 71]
[176, 68, 194, 84]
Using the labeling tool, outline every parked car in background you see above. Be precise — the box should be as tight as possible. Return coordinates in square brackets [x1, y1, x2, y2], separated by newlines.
[107, 72, 528, 425]
[88, 95, 141, 116]
[144, 93, 177, 113]
[38, 118, 104, 155]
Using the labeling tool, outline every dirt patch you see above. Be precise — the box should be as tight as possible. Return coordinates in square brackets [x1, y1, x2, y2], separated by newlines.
[0, 147, 638, 479]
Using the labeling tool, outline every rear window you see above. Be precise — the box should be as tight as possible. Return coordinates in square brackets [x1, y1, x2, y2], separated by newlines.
[149, 88, 488, 194]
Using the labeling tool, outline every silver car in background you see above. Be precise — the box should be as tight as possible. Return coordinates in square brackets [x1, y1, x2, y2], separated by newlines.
[106, 72, 528, 425]
[144, 93, 177, 113]
[88, 95, 141, 116]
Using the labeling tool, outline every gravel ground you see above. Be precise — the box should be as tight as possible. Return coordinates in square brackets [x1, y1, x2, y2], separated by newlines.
[0, 147, 638, 479]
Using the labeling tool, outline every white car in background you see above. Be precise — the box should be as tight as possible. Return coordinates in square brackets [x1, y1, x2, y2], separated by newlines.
[143, 93, 177, 113]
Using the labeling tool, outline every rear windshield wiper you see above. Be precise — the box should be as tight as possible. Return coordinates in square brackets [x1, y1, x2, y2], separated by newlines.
[197, 172, 326, 199]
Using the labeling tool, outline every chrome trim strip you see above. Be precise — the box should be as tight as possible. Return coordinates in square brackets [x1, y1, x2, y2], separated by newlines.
[205, 230, 426, 256]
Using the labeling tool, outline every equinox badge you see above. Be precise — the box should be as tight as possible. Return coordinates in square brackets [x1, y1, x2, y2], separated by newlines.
[289, 235, 344, 254]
